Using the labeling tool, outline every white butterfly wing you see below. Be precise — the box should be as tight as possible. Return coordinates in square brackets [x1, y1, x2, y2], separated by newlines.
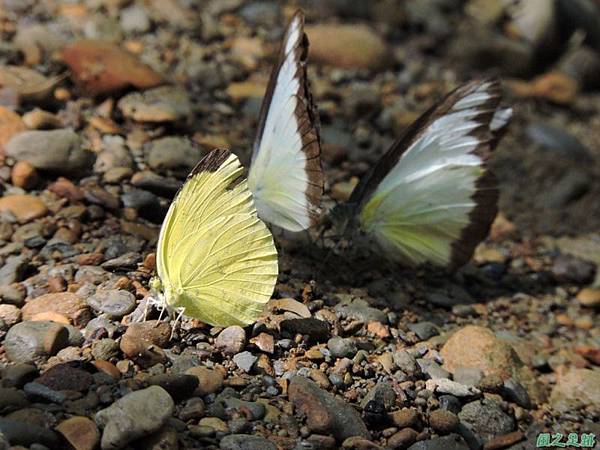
[248, 10, 323, 232]
[356, 80, 504, 269]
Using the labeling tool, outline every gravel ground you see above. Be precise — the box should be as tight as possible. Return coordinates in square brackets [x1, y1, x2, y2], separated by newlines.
[0, 1, 599, 449]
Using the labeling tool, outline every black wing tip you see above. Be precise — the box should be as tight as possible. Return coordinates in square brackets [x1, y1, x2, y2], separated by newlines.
[189, 148, 232, 176]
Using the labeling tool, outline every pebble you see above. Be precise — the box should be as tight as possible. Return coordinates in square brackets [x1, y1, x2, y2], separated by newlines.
[185, 366, 224, 396]
[35, 363, 93, 392]
[5, 129, 94, 175]
[327, 336, 357, 359]
[56, 416, 100, 450]
[482, 431, 525, 450]
[0, 195, 47, 223]
[280, 318, 330, 341]
[22, 292, 91, 327]
[501, 378, 531, 409]
[390, 409, 419, 429]
[91, 338, 120, 360]
[118, 86, 192, 123]
[576, 288, 600, 308]
[458, 399, 515, 439]
[11, 161, 38, 189]
[440, 326, 543, 403]
[4, 321, 69, 363]
[119, 334, 167, 368]
[147, 373, 198, 401]
[249, 332, 275, 354]
[0, 304, 20, 327]
[429, 409, 460, 434]
[233, 351, 257, 373]
[551, 255, 596, 284]
[145, 136, 201, 173]
[393, 350, 421, 378]
[179, 397, 205, 421]
[288, 376, 370, 441]
[120, 4, 151, 33]
[0, 387, 28, 413]
[407, 322, 440, 341]
[306, 24, 390, 70]
[550, 368, 600, 413]
[215, 326, 247, 355]
[425, 379, 478, 397]
[21, 108, 63, 129]
[23, 382, 67, 403]
[407, 434, 469, 450]
[220, 434, 278, 450]
[0, 363, 38, 388]
[123, 320, 171, 347]
[453, 367, 484, 387]
[0, 417, 61, 448]
[95, 386, 174, 449]
[361, 381, 396, 423]
[387, 428, 418, 449]
[86, 289, 136, 319]
[439, 395, 462, 415]
[334, 297, 387, 323]
[198, 417, 229, 433]
[417, 359, 451, 380]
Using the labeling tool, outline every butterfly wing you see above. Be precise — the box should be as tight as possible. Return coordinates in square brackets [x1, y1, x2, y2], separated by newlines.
[247, 10, 323, 232]
[351, 80, 504, 269]
[156, 149, 278, 326]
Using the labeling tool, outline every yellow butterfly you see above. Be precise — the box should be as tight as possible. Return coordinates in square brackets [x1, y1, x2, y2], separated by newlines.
[151, 149, 278, 327]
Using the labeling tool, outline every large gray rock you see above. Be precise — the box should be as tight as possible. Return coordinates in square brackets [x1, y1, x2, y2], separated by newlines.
[5, 129, 95, 175]
[95, 385, 174, 450]
[4, 321, 69, 364]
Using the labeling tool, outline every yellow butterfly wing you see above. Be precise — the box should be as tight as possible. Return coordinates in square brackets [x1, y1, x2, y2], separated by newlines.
[156, 149, 278, 326]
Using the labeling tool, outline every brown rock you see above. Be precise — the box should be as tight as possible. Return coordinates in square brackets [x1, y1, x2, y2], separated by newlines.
[36, 363, 93, 392]
[30, 312, 70, 324]
[0, 304, 21, 327]
[577, 288, 600, 308]
[22, 108, 63, 129]
[306, 24, 390, 70]
[93, 360, 121, 379]
[61, 40, 164, 95]
[250, 332, 275, 354]
[186, 366, 224, 396]
[387, 428, 418, 449]
[550, 368, 600, 412]
[390, 409, 419, 429]
[215, 325, 246, 355]
[0, 107, 26, 155]
[341, 436, 383, 449]
[10, 161, 39, 190]
[22, 292, 91, 327]
[226, 80, 266, 102]
[119, 334, 167, 368]
[123, 320, 171, 347]
[429, 409, 459, 434]
[0, 194, 47, 223]
[507, 71, 578, 105]
[440, 326, 546, 404]
[48, 177, 84, 201]
[483, 431, 525, 450]
[0, 66, 64, 101]
[56, 416, 100, 450]
[288, 376, 370, 441]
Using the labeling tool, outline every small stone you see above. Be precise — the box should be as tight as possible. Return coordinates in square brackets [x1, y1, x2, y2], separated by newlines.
[6, 129, 94, 175]
[328, 337, 358, 359]
[123, 320, 171, 347]
[35, 363, 93, 392]
[407, 434, 469, 450]
[334, 297, 387, 323]
[576, 288, 600, 308]
[56, 416, 100, 450]
[233, 351, 257, 373]
[95, 386, 174, 450]
[550, 368, 600, 413]
[453, 367, 484, 387]
[501, 378, 531, 409]
[341, 436, 383, 449]
[196, 417, 227, 433]
[146, 374, 198, 401]
[118, 87, 192, 123]
[0, 304, 20, 327]
[280, 318, 330, 341]
[120, 4, 150, 33]
[0, 388, 28, 414]
[4, 321, 69, 363]
[215, 326, 247, 355]
[393, 350, 420, 378]
[390, 409, 419, 429]
[429, 409, 459, 434]
[482, 431, 525, 450]
[219, 434, 277, 450]
[387, 428, 418, 449]
[87, 289, 136, 319]
[0, 194, 47, 223]
[288, 376, 370, 441]
[11, 161, 38, 189]
[22, 292, 91, 327]
[439, 395, 462, 415]
[361, 381, 396, 424]
[0, 284, 26, 306]
[185, 366, 224, 396]
[21, 108, 63, 129]
[179, 397, 205, 421]
[458, 399, 515, 440]
[426, 379, 478, 398]
[119, 335, 166, 368]
[551, 255, 596, 285]
[93, 360, 121, 380]
[0, 363, 38, 388]
[417, 359, 451, 380]
[306, 24, 390, 70]
[249, 332, 275, 354]
[0, 417, 61, 448]
[407, 322, 439, 341]
[91, 338, 119, 360]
